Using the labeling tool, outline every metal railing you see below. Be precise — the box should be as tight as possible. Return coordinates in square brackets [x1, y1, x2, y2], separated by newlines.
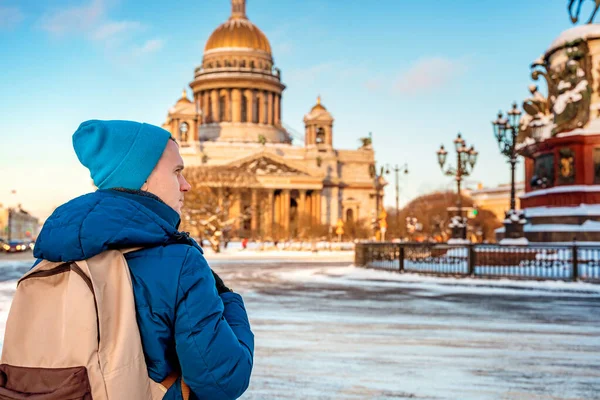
[355, 242, 600, 283]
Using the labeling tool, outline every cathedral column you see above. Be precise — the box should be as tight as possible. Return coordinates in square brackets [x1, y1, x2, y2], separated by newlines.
[231, 190, 241, 231]
[251, 189, 258, 237]
[232, 89, 242, 123]
[307, 126, 314, 144]
[197, 93, 203, 124]
[274, 191, 281, 236]
[244, 90, 252, 122]
[259, 91, 267, 124]
[282, 189, 290, 237]
[211, 90, 219, 123]
[311, 193, 316, 225]
[203, 91, 210, 123]
[298, 190, 307, 228]
[265, 190, 274, 238]
[274, 94, 280, 125]
[225, 89, 232, 122]
[317, 191, 322, 226]
[217, 187, 224, 210]
[267, 92, 274, 125]
[313, 190, 322, 226]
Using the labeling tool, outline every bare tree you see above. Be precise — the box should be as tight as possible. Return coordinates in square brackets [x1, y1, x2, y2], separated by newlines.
[180, 166, 258, 252]
[389, 191, 502, 242]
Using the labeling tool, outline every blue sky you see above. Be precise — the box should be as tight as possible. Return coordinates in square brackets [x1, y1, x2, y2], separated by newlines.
[0, 0, 581, 219]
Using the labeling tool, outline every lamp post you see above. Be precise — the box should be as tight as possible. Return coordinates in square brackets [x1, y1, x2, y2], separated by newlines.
[437, 133, 478, 240]
[380, 163, 409, 239]
[7, 189, 17, 242]
[492, 102, 527, 239]
[371, 164, 383, 239]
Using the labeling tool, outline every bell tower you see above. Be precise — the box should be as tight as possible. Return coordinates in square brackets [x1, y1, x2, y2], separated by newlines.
[304, 96, 334, 147]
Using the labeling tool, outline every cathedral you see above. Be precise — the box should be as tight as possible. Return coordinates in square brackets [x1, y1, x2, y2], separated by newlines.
[162, 0, 381, 239]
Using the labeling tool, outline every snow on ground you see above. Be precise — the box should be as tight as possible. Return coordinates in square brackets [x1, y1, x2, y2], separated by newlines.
[1, 254, 599, 399]
[276, 264, 600, 297]
[206, 249, 354, 262]
[241, 262, 600, 399]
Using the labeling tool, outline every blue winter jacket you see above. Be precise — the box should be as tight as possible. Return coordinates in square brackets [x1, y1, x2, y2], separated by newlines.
[33, 189, 254, 400]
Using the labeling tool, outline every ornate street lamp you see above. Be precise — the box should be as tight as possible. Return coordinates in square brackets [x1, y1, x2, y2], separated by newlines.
[437, 133, 478, 240]
[383, 163, 409, 240]
[492, 103, 527, 239]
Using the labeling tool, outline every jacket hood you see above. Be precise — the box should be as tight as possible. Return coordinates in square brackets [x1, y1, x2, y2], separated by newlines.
[34, 190, 181, 262]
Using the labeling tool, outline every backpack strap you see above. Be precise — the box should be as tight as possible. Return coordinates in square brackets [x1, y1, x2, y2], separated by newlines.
[120, 247, 144, 255]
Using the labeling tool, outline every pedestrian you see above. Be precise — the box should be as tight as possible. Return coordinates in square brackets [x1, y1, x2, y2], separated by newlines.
[241, 238, 249, 250]
[17, 120, 254, 399]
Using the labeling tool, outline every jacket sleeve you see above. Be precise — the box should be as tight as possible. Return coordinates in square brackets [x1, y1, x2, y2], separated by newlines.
[174, 247, 254, 400]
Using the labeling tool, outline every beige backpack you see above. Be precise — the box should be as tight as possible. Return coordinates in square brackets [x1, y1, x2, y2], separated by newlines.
[0, 249, 190, 399]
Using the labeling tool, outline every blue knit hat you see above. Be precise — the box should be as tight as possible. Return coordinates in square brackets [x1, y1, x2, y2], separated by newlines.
[73, 120, 172, 190]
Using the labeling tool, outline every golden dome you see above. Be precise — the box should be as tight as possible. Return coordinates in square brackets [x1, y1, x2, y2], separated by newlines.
[204, 1, 271, 53]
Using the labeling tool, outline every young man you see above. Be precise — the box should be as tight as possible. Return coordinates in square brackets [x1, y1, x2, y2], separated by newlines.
[33, 120, 253, 399]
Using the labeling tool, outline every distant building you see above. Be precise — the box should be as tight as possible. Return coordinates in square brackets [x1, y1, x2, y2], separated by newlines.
[467, 182, 525, 221]
[161, 0, 380, 239]
[0, 204, 39, 242]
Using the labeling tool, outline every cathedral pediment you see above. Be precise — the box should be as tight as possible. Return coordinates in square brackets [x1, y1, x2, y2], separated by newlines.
[226, 152, 321, 177]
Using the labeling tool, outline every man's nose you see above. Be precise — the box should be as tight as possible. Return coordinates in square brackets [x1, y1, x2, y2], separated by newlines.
[181, 177, 191, 192]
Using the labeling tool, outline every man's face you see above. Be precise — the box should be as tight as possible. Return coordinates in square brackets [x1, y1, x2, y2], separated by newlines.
[142, 139, 191, 215]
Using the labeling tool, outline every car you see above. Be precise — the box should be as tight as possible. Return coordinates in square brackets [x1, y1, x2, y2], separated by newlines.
[4, 240, 29, 253]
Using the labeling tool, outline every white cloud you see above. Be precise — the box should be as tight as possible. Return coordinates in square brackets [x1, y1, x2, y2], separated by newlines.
[92, 20, 142, 41]
[132, 38, 165, 56]
[0, 6, 24, 29]
[39, 0, 162, 58]
[287, 62, 337, 83]
[40, 0, 104, 36]
[393, 57, 467, 95]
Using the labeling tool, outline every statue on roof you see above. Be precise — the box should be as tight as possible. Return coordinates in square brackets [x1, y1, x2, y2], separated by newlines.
[568, 0, 600, 24]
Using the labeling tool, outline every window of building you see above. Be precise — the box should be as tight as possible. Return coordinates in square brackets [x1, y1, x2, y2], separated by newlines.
[346, 208, 354, 223]
[531, 153, 554, 189]
[316, 127, 325, 144]
[179, 122, 189, 142]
